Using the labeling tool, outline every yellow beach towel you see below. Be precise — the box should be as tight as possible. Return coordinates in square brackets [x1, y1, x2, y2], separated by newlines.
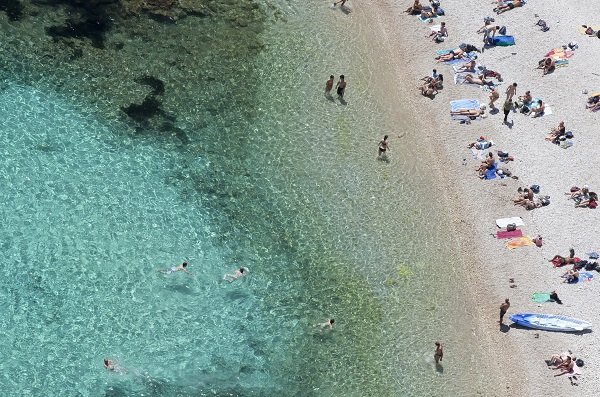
[506, 236, 533, 249]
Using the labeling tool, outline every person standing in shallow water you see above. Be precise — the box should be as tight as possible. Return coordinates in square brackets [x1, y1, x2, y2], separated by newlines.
[434, 342, 443, 364]
[336, 75, 346, 99]
[499, 298, 510, 324]
[378, 135, 390, 157]
[325, 75, 334, 96]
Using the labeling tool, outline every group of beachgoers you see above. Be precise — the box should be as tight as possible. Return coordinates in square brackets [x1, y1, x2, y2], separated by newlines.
[406, 0, 599, 382]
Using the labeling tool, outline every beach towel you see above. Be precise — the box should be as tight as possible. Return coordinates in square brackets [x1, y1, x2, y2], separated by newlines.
[506, 236, 533, 249]
[496, 217, 524, 228]
[497, 229, 523, 239]
[532, 292, 551, 303]
[437, 48, 458, 56]
[419, 14, 440, 22]
[546, 49, 574, 59]
[484, 163, 498, 180]
[452, 63, 484, 73]
[492, 36, 515, 46]
[450, 99, 481, 121]
[564, 271, 593, 283]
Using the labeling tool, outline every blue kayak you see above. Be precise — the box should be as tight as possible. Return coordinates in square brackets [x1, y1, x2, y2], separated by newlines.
[510, 313, 592, 332]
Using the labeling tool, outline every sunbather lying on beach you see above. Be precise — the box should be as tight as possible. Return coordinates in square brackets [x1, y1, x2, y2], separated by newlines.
[451, 107, 482, 117]
[515, 198, 543, 210]
[550, 248, 577, 266]
[467, 138, 494, 150]
[566, 185, 590, 199]
[494, 1, 524, 14]
[528, 100, 545, 117]
[435, 49, 465, 62]
[463, 73, 491, 86]
[548, 351, 572, 367]
[404, 0, 422, 14]
[586, 94, 600, 111]
[562, 268, 580, 283]
[456, 60, 476, 72]
[537, 57, 555, 75]
[575, 194, 598, 209]
[582, 25, 599, 36]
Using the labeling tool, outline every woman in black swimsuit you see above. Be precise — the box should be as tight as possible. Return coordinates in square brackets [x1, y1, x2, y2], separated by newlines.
[378, 135, 390, 157]
[336, 75, 346, 98]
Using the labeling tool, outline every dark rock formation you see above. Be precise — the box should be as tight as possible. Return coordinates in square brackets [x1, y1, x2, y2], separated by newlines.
[0, 0, 24, 21]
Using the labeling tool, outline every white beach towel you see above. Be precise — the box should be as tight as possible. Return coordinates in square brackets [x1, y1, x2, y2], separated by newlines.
[496, 217, 524, 228]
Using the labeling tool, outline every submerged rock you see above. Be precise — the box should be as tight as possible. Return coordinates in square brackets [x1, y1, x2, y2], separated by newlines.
[46, 17, 111, 49]
[0, 0, 24, 21]
[121, 96, 163, 123]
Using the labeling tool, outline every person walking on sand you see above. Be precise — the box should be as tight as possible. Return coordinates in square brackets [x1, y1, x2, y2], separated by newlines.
[499, 298, 510, 324]
[336, 75, 346, 99]
[488, 86, 500, 108]
[325, 75, 334, 96]
[434, 342, 443, 364]
[505, 82, 517, 100]
[223, 267, 249, 283]
[503, 98, 513, 124]
[378, 135, 390, 157]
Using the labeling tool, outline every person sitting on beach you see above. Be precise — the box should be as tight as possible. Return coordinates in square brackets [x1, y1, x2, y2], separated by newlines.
[420, 81, 438, 97]
[223, 267, 249, 283]
[429, 22, 448, 42]
[561, 268, 580, 283]
[545, 121, 566, 142]
[451, 107, 483, 117]
[553, 356, 575, 375]
[420, 5, 439, 19]
[550, 248, 576, 267]
[513, 187, 533, 204]
[537, 57, 555, 75]
[158, 261, 191, 275]
[456, 60, 476, 72]
[550, 290, 563, 304]
[528, 100, 545, 117]
[495, 0, 524, 14]
[404, 0, 422, 14]
[476, 152, 495, 176]
[517, 90, 532, 106]
[435, 48, 464, 62]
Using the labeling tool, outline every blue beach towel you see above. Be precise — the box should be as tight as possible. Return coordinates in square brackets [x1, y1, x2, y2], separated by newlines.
[451, 99, 479, 112]
[437, 48, 458, 56]
[493, 36, 515, 46]
[484, 163, 498, 180]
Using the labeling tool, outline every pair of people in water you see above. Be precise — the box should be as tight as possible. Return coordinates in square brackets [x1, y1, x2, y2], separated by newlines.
[158, 261, 249, 283]
[325, 75, 347, 99]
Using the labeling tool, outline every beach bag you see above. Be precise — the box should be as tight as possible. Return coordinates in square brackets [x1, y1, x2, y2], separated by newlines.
[507, 223, 517, 232]
[435, 36, 445, 43]
[541, 198, 550, 206]
[589, 200, 598, 209]
[576, 359, 584, 367]
[499, 26, 507, 35]
[530, 184, 540, 194]
[565, 131, 574, 139]
[484, 16, 495, 24]
[436, 7, 445, 16]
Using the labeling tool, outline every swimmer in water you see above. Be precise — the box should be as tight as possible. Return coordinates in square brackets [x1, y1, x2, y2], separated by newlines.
[158, 261, 191, 275]
[317, 318, 335, 330]
[223, 267, 248, 283]
[104, 358, 127, 374]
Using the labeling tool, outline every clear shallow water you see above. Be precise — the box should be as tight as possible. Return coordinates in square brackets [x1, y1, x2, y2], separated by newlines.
[1, 1, 494, 396]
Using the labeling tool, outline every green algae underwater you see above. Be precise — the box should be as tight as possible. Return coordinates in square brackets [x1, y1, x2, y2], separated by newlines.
[0, 1, 484, 396]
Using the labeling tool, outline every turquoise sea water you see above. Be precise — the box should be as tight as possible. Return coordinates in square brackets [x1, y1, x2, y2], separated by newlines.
[1, 1, 494, 396]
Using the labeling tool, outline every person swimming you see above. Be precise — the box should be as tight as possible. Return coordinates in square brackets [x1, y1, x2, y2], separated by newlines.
[223, 267, 249, 283]
[159, 261, 191, 275]
[103, 358, 126, 374]
[316, 318, 335, 330]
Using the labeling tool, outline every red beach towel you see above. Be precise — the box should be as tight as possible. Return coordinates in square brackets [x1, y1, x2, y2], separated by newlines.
[497, 229, 523, 239]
